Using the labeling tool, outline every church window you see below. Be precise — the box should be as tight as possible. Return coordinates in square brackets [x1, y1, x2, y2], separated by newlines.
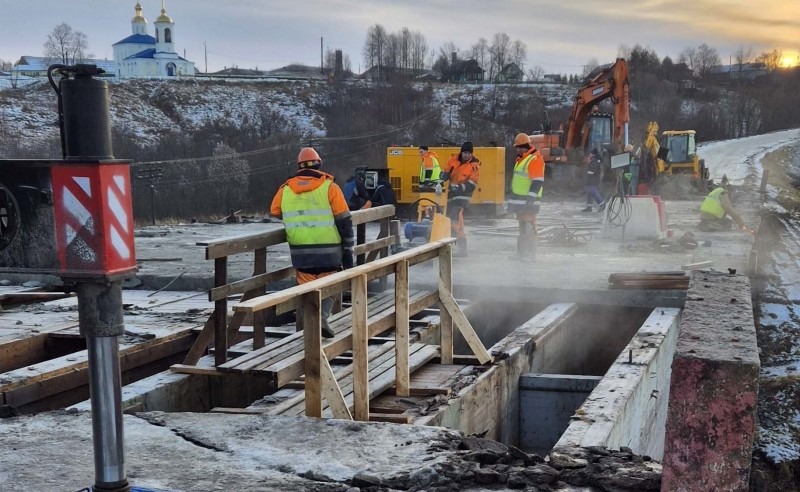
[155, 28, 159, 42]
[165, 28, 172, 43]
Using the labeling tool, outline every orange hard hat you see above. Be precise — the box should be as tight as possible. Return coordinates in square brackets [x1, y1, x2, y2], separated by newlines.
[297, 147, 321, 166]
[513, 133, 530, 146]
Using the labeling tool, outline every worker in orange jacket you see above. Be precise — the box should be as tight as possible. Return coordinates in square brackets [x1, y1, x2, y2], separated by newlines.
[507, 133, 545, 260]
[270, 147, 354, 338]
[442, 141, 480, 256]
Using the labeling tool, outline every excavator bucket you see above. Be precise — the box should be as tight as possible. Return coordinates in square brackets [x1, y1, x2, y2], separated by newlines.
[429, 212, 451, 242]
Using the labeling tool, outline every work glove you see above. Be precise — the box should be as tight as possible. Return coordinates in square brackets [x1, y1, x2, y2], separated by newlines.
[439, 172, 449, 181]
[342, 248, 354, 270]
[526, 195, 539, 207]
[449, 184, 465, 193]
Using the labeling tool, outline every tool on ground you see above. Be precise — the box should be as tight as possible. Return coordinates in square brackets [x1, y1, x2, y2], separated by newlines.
[404, 181, 451, 244]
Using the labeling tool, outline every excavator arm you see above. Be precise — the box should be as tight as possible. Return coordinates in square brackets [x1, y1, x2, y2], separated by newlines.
[563, 58, 630, 151]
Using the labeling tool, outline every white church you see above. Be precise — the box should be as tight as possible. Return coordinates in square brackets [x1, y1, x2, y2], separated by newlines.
[113, 1, 196, 79]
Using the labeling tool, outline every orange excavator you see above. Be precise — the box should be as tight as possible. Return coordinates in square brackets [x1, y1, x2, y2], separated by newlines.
[530, 58, 630, 177]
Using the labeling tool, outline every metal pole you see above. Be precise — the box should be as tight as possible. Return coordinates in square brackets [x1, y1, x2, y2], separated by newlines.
[150, 184, 155, 226]
[76, 281, 129, 492]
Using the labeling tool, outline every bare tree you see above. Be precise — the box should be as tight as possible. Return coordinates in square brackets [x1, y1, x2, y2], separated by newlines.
[0, 59, 12, 71]
[696, 43, 721, 79]
[678, 46, 698, 73]
[757, 49, 783, 71]
[583, 58, 599, 77]
[43, 23, 90, 65]
[733, 46, 753, 73]
[488, 32, 511, 82]
[362, 24, 388, 74]
[471, 38, 489, 74]
[510, 40, 527, 68]
[527, 65, 545, 82]
[618, 44, 632, 60]
[410, 31, 428, 70]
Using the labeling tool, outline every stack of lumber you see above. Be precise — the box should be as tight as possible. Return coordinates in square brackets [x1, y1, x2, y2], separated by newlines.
[608, 272, 689, 290]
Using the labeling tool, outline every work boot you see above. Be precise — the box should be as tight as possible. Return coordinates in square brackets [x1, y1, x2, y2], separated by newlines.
[581, 206, 593, 212]
[597, 201, 606, 212]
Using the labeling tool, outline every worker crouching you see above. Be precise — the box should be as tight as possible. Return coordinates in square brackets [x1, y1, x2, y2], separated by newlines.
[698, 176, 747, 232]
[270, 147, 355, 338]
[507, 133, 545, 261]
[444, 141, 480, 256]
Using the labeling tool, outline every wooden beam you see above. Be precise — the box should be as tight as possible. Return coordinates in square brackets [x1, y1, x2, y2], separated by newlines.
[169, 364, 224, 376]
[395, 260, 410, 397]
[183, 315, 215, 365]
[438, 243, 454, 364]
[252, 247, 268, 350]
[353, 236, 396, 256]
[303, 290, 323, 418]
[369, 413, 412, 424]
[350, 205, 395, 225]
[439, 288, 492, 365]
[214, 257, 228, 366]
[208, 267, 294, 302]
[237, 239, 454, 314]
[351, 274, 369, 421]
[201, 229, 287, 260]
[319, 349, 352, 420]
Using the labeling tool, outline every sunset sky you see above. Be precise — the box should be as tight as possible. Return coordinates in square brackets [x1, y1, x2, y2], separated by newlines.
[1, 0, 797, 73]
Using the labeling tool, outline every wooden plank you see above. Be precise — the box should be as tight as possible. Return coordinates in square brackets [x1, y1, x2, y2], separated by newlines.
[395, 260, 410, 397]
[208, 266, 294, 302]
[681, 261, 714, 271]
[201, 229, 286, 260]
[282, 343, 437, 417]
[439, 288, 492, 365]
[353, 235, 395, 256]
[350, 205, 395, 225]
[214, 257, 228, 366]
[303, 290, 323, 418]
[267, 290, 438, 390]
[384, 386, 453, 396]
[369, 413, 412, 424]
[351, 274, 369, 421]
[169, 364, 225, 376]
[438, 243, 454, 364]
[265, 342, 396, 416]
[236, 239, 454, 314]
[356, 223, 366, 265]
[319, 349, 352, 420]
[210, 407, 268, 414]
[233, 293, 399, 374]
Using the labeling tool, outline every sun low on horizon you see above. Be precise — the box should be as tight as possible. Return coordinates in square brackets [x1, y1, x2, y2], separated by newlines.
[780, 53, 799, 67]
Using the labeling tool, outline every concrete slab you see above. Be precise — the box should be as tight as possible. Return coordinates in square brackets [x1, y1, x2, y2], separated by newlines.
[0, 410, 462, 491]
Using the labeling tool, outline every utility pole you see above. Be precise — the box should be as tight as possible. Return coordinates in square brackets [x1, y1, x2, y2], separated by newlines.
[135, 165, 163, 225]
[320, 37, 324, 74]
[204, 41, 208, 74]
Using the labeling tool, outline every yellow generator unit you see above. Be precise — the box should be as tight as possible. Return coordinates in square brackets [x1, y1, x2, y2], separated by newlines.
[385, 146, 506, 216]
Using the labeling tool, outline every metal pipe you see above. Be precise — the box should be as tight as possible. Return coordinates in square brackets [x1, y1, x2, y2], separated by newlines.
[76, 282, 129, 492]
[87, 336, 127, 488]
[624, 122, 629, 147]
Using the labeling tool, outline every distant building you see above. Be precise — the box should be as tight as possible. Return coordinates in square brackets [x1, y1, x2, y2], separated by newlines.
[113, 1, 196, 78]
[11, 56, 115, 77]
[442, 53, 484, 84]
[496, 63, 524, 83]
[710, 63, 768, 82]
[360, 66, 439, 82]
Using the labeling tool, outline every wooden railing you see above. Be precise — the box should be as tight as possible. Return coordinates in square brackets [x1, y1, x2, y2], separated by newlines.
[183, 205, 400, 366]
[234, 238, 493, 421]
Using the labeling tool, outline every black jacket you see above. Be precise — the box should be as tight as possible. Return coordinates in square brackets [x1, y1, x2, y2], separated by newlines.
[585, 156, 602, 186]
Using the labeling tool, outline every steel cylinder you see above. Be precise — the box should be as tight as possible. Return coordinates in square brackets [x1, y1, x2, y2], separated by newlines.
[60, 76, 113, 160]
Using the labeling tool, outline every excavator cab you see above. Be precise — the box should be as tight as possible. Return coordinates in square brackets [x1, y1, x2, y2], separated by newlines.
[660, 130, 707, 179]
[585, 114, 613, 154]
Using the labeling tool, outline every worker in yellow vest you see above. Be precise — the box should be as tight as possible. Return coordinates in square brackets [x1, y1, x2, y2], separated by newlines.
[699, 177, 746, 232]
[507, 133, 545, 260]
[270, 147, 354, 338]
[419, 146, 442, 184]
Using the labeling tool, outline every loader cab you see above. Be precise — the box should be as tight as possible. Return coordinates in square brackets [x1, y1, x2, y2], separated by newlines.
[663, 131, 696, 163]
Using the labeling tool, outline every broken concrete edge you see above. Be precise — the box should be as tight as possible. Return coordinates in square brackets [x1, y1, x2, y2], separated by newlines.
[556, 307, 681, 461]
[662, 271, 760, 491]
[416, 303, 578, 444]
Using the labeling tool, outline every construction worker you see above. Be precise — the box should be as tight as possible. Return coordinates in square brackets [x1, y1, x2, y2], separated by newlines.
[443, 141, 480, 256]
[507, 133, 545, 260]
[698, 176, 747, 232]
[270, 147, 355, 338]
[344, 167, 372, 211]
[419, 146, 442, 185]
[582, 148, 605, 212]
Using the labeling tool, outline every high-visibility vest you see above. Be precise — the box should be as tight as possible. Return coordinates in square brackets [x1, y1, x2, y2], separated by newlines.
[419, 154, 442, 183]
[511, 154, 543, 198]
[700, 187, 726, 219]
[281, 180, 342, 269]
